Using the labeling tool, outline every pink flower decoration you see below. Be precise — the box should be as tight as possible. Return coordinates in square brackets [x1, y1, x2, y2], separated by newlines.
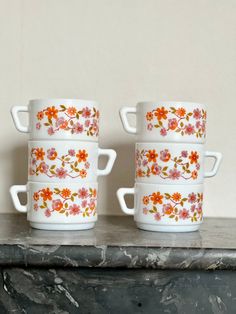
[181, 150, 188, 158]
[151, 163, 161, 175]
[78, 188, 88, 199]
[34, 204, 38, 211]
[188, 193, 196, 203]
[190, 204, 196, 212]
[160, 128, 167, 136]
[184, 124, 195, 135]
[196, 121, 201, 129]
[36, 122, 41, 130]
[168, 118, 178, 130]
[143, 208, 148, 215]
[81, 200, 87, 208]
[40, 162, 49, 173]
[73, 122, 84, 134]
[85, 162, 90, 169]
[56, 117, 66, 128]
[179, 209, 189, 220]
[197, 203, 202, 214]
[85, 120, 90, 127]
[45, 209, 51, 217]
[47, 148, 56, 159]
[193, 109, 202, 120]
[147, 123, 153, 131]
[196, 163, 200, 170]
[82, 107, 91, 118]
[154, 212, 161, 221]
[69, 204, 81, 215]
[142, 159, 148, 167]
[68, 149, 75, 156]
[56, 167, 68, 179]
[48, 127, 54, 135]
[168, 168, 181, 180]
[160, 149, 171, 162]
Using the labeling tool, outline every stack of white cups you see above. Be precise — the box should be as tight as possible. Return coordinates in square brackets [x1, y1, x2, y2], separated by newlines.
[117, 102, 222, 232]
[10, 99, 116, 230]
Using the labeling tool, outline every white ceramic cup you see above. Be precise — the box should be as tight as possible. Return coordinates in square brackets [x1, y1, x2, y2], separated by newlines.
[135, 143, 222, 184]
[10, 182, 98, 230]
[117, 183, 204, 232]
[120, 102, 207, 143]
[28, 141, 116, 182]
[11, 99, 100, 141]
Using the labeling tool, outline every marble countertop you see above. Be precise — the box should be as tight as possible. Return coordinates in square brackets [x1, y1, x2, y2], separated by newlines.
[0, 214, 236, 269]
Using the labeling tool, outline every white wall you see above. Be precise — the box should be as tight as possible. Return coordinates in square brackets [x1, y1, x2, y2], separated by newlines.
[0, 0, 235, 216]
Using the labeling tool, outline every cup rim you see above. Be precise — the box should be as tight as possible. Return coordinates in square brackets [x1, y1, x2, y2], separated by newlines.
[29, 98, 99, 106]
[137, 101, 206, 107]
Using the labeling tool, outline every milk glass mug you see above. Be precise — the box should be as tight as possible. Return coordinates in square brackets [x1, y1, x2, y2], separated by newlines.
[11, 99, 100, 141]
[28, 141, 117, 182]
[135, 143, 222, 184]
[10, 182, 98, 230]
[120, 102, 207, 143]
[117, 183, 204, 232]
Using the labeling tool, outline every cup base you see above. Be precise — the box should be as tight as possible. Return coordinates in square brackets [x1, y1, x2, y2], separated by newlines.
[136, 222, 200, 233]
[30, 222, 95, 231]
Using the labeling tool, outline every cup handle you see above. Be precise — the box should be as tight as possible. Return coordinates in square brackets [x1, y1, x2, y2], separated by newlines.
[97, 149, 117, 176]
[11, 106, 29, 133]
[204, 151, 223, 178]
[117, 188, 135, 215]
[119, 107, 137, 134]
[10, 185, 27, 213]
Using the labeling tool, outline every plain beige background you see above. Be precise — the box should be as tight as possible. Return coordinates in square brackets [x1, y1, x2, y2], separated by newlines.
[0, 0, 235, 216]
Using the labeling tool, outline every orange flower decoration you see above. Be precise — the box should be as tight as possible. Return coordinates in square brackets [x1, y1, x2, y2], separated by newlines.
[45, 106, 58, 119]
[136, 169, 143, 177]
[191, 170, 198, 180]
[176, 107, 186, 117]
[189, 151, 199, 164]
[146, 112, 153, 121]
[67, 106, 77, 116]
[61, 188, 71, 198]
[34, 148, 45, 161]
[150, 192, 163, 205]
[33, 192, 39, 201]
[143, 196, 149, 205]
[172, 192, 182, 202]
[37, 111, 44, 120]
[146, 150, 158, 162]
[80, 169, 87, 178]
[154, 107, 168, 120]
[91, 189, 97, 198]
[40, 188, 53, 201]
[76, 150, 88, 163]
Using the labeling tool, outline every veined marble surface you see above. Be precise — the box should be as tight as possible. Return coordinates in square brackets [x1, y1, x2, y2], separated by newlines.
[0, 214, 235, 269]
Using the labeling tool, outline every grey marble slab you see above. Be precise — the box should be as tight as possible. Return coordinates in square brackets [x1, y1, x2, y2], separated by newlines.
[0, 214, 235, 269]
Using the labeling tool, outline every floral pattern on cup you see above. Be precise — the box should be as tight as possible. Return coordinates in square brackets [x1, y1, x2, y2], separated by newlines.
[33, 186, 97, 218]
[136, 149, 200, 181]
[29, 147, 90, 179]
[145, 106, 206, 139]
[36, 105, 99, 137]
[142, 191, 203, 222]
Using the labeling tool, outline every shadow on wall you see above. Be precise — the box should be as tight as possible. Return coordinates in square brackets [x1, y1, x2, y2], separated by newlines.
[7, 144, 28, 211]
[101, 142, 135, 216]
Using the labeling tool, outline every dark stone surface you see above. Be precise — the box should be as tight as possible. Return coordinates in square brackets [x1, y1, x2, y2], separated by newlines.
[0, 214, 235, 269]
[0, 267, 236, 313]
